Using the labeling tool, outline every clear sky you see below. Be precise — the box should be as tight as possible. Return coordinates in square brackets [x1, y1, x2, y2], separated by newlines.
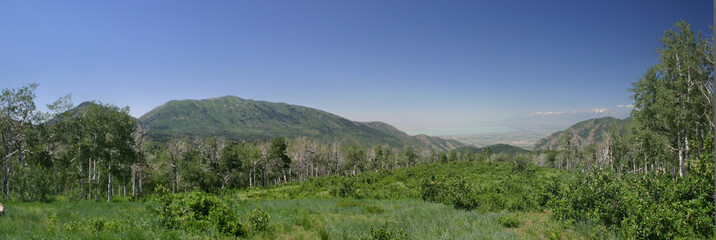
[0, 0, 711, 134]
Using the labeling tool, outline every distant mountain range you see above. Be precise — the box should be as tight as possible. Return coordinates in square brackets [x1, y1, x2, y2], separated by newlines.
[137, 96, 464, 151]
[532, 116, 630, 150]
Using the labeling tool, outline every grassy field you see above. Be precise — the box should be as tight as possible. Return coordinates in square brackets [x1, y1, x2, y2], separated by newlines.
[0, 161, 594, 239]
[0, 199, 584, 240]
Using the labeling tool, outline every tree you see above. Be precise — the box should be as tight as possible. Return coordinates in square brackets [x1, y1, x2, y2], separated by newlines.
[630, 21, 713, 177]
[167, 137, 187, 193]
[218, 143, 251, 189]
[342, 144, 366, 175]
[0, 83, 39, 197]
[74, 103, 135, 202]
[402, 145, 417, 167]
[131, 126, 147, 197]
[103, 105, 136, 202]
[45, 94, 73, 194]
[269, 137, 291, 183]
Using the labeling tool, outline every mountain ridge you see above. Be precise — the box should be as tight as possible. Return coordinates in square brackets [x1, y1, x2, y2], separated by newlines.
[138, 95, 464, 151]
[532, 116, 630, 151]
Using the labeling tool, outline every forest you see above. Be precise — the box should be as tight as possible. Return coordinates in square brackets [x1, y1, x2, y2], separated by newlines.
[0, 21, 714, 239]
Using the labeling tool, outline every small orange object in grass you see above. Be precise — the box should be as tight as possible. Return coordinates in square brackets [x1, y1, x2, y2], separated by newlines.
[0, 202, 4, 215]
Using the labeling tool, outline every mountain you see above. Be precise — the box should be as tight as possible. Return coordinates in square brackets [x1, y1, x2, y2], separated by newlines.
[532, 116, 630, 151]
[451, 144, 530, 156]
[138, 96, 464, 151]
[45, 101, 98, 125]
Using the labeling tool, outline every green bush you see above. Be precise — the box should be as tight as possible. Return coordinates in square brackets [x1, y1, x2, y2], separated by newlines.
[369, 222, 407, 240]
[209, 205, 246, 236]
[548, 148, 715, 239]
[63, 217, 129, 233]
[13, 164, 53, 202]
[363, 205, 385, 214]
[150, 190, 270, 236]
[421, 177, 480, 210]
[248, 208, 270, 232]
[151, 190, 224, 230]
[497, 215, 521, 228]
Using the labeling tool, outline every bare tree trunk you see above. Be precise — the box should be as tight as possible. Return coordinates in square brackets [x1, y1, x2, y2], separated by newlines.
[282, 169, 287, 184]
[107, 164, 112, 203]
[2, 159, 9, 197]
[88, 157, 92, 201]
[53, 162, 57, 195]
[138, 169, 143, 195]
[678, 132, 684, 178]
[131, 165, 135, 197]
[0, 144, 8, 197]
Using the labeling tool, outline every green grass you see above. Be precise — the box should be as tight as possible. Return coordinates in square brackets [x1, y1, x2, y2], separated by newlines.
[0, 161, 595, 239]
[0, 199, 583, 240]
[0, 201, 195, 240]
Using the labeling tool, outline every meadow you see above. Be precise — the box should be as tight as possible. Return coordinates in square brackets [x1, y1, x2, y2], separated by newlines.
[0, 161, 596, 240]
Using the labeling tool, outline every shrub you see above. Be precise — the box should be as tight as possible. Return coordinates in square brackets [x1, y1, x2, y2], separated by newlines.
[13, 163, 53, 202]
[497, 215, 521, 228]
[209, 205, 246, 237]
[150, 190, 270, 236]
[420, 177, 480, 210]
[548, 155, 715, 239]
[330, 178, 359, 198]
[248, 208, 270, 232]
[335, 199, 364, 208]
[151, 190, 224, 230]
[363, 205, 385, 214]
[63, 217, 126, 233]
[369, 222, 407, 240]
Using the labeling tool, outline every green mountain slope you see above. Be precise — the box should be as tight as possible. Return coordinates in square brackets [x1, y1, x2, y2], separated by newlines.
[138, 96, 463, 151]
[532, 116, 630, 150]
[451, 143, 530, 156]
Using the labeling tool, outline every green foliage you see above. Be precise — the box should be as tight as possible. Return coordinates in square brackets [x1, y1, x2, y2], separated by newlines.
[209, 204, 246, 237]
[545, 226, 564, 240]
[248, 208, 270, 232]
[421, 177, 480, 210]
[369, 222, 407, 240]
[363, 205, 385, 214]
[150, 190, 223, 230]
[249, 161, 562, 213]
[63, 217, 128, 233]
[150, 190, 270, 236]
[13, 163, 53, 202]
[547, 145, 715, 239]
[497, 215, 522, 228]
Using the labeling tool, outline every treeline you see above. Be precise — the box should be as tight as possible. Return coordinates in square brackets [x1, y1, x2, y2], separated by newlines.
[509, 21, 714, 178]
[0, 86, 473, 202]
[504, 20, 714, 239]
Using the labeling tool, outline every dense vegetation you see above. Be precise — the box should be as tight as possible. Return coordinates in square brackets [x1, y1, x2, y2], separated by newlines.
[0, 161, 589, 239]
[0, 20, 714, 239]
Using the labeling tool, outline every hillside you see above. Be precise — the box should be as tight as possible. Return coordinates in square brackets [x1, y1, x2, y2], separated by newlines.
[451, 143, 530, 156]
[45, 101, 100, 125]
[138, 96, 463, 151]
[532, 116, 630, 150]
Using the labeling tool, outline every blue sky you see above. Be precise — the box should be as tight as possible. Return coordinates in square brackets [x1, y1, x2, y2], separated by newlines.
[0, 0, 711, 134]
